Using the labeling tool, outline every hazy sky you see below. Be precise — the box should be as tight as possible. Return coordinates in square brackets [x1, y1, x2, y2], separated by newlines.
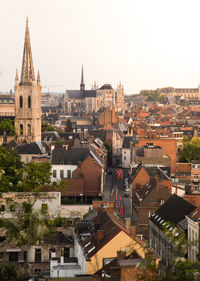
[1, 0, 200, 94]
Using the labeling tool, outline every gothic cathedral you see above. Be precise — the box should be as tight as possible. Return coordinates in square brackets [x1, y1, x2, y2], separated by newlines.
[15, 18, 41, 143]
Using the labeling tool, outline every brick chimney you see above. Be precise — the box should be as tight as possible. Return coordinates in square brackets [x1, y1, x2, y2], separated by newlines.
[131, 225, 137, 236]
[125, 218, 131, 232]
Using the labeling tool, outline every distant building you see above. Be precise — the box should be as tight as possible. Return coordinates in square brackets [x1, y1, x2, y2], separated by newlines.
[160, 86, 200, 99]
[63, 67, 124, 114]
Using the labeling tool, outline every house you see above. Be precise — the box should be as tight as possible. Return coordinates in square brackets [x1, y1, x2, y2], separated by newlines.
[130, 164, 172, 194]
[0, 192, 61, 219]
[149, 194, 196, 272]
[15, 141, 49, 163]
[51, 147, 104, 199]
[0, 229, 74, 278]
[132, 178, 171, 238]
[135, 138, 177, 175]
[121, 136, 136, 168]
[186, 207, 200, 262]
[75, 207, 159, 275]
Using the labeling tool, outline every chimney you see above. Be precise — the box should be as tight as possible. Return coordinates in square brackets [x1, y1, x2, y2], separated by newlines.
[97, 230, 104, 240]
[131, 225, 137, 236]
[117, 250, 126, 261]
[125, 218, 131, 232]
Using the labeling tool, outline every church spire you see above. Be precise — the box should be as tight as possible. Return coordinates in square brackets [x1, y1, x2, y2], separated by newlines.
[20, 18, 35, 84]
[80, 65, 85, 91]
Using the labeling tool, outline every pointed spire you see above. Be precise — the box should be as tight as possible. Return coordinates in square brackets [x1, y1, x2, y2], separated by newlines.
[20, 18, 35, 84]
[80, 65, 85, 91]
[15, 69, 19, 82]
[37, 70, 40, 84]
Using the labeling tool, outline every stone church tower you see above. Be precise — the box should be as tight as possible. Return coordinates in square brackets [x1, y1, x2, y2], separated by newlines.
[15, 18, 41, 143]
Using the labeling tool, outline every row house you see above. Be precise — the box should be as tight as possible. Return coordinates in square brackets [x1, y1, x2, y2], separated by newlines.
[74, 206, 159, 275]
[51, 147, 104, 200]
[149, 194, 196, 273]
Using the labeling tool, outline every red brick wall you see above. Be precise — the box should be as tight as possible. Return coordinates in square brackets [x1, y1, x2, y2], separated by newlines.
[81, 156, 102, 196]
[131, 166, 150, 191]
[136, 139, 177, 174]
[184, 194, 199, 207]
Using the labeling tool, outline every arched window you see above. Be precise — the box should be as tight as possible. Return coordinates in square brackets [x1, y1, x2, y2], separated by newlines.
[28, 124, 31, 135]
[20, 124, 23, 135]
[28, 96, 31, 108]
[19, 96, 23, 108]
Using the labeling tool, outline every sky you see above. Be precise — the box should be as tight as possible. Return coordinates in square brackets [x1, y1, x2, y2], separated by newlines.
[1, 0, 200, 94]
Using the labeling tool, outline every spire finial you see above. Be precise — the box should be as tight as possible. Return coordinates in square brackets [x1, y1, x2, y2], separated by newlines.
[37, 70, 40, 84]
[80, 65, 85, 91]
[20, 18, 35, 84]
[15, 69, 19, 81]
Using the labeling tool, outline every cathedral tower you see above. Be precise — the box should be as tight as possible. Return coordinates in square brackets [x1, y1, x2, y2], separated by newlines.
[15, 18, 41, 143]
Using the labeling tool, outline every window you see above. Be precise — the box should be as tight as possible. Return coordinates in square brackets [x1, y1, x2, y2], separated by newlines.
[194, 174, 198, 179]
[41, 204, 48, 215]
[0, 252, 4, 260]
[67, 170, 72, 178]
[53, 170, 57, 178]
[191, 164, 195, 169]
[35, 248, 41, 262]
[9, 252, 18, 262]
[28, 124, 31, 135]
[60, 170, 64, 178]
[23, 202, 32, 213]
[35, 268, 41, 275]
[10, 204, 16, 212]
[28, 96, 31, 108]
[23, 251, 27, 262]
[124, 156, 126, 160]
[0, 205, 5, 212]
[20, 124, 23, 135]
[19, 96, 23, 108]
[160, 200, 165, 205]
[64, 247, 70, 262]
[194, 185, 199, 191]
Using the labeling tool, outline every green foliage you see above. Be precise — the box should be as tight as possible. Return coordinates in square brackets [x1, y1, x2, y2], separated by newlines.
[65, 118, 73, 132]
[104, 142, 112, 167]
[42, 121, 62, 132]
[140, 89, 165, 103]
[3, 203, 55, 247]
[0, 146, 23, 192]
[20, 161, 52, 190]
[0, 119, 15, 135]
[0, 262, 26, 281]
[179, 137, 200, 162]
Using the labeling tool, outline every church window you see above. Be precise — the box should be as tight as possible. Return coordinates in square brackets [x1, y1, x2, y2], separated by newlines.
[20, 124, 23, 135]
[19, 96, 23, 108]
[28, 124, 31, 135]
[28, 96, 31, 108]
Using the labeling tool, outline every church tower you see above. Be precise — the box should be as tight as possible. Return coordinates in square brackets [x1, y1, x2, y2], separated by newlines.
[80, 65, 85, 91]
[15, 18, 41, 143]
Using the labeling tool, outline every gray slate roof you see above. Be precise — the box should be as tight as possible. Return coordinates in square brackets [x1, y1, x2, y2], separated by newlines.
[51, 147, 91, 165]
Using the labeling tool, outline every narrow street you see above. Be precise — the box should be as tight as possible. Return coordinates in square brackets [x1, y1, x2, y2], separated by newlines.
[103, 168, 137, 224]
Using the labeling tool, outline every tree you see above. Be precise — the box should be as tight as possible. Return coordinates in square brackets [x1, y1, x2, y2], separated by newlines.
[2, 203, 55, 247]
[0, 147, 23, 192]
[0, 262, 27, 281]
[20, 161, 52, 191]
[179, 137, 200, 162]
[140, 89, 166, 103]
[65, 118, 73, 132]
[42, 121, 56, 132]
[0, 119, 15, 135]
[104, 142, 112, 167]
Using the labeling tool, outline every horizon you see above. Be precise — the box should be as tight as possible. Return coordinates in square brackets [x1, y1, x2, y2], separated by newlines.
[1, 0, 200, 94]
